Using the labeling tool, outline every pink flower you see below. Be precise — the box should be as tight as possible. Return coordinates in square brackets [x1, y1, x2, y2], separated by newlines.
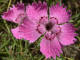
[26, 2, 77, 59]
[2, 3, 26, 24]
[2, 3, 29, 39]
[2, 2, 77, 59]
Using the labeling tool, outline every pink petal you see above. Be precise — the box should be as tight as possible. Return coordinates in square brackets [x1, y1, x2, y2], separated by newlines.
[2, 3, 25, 23]
[12, 19, 41, 43]
[49, 4, 70, 24]
[40, 37, 62, 59]
[59, 23, 77, 45]
[11, 27, 24, 39]
[26, 1, 48, 23]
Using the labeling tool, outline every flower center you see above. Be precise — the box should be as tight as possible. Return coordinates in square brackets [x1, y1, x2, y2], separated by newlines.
[45, 22, 53, 31]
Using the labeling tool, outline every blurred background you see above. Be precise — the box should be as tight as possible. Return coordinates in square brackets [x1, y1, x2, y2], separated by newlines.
[0, 0, 80, 60]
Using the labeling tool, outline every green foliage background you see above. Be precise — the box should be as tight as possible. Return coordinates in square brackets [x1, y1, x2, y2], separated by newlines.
[0, 0, 80, 60]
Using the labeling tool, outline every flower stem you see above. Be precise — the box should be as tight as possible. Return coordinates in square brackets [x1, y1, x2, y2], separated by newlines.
[58, 0, 62, 6]
[3, 0, 17, 47]
[3, 0, 11, 34]
[7, 0, 11, 11]
[20, 0, 23, 3]
[47, 0, 50, 20]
